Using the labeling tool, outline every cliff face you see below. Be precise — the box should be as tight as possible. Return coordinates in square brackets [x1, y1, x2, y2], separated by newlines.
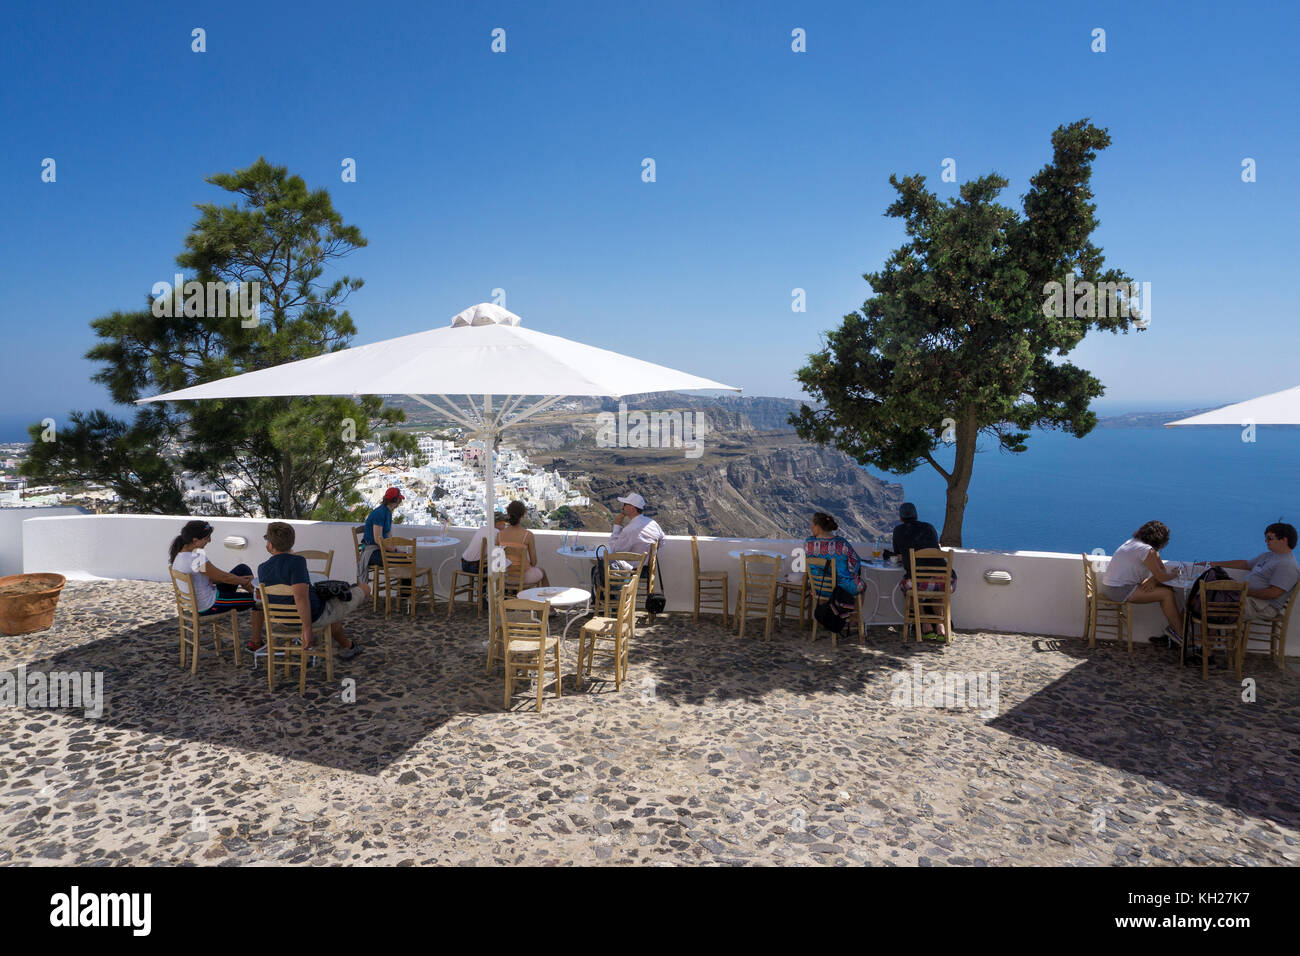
[532, 430, 902, 541]
[392, 393, 906, 541]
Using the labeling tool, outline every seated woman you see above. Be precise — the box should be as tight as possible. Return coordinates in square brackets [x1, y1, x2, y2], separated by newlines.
[169, 520, 258, 619]
[497, 500, 549, 588]
[804, 512, 863, 635]
[1100, 519, 1183, 644]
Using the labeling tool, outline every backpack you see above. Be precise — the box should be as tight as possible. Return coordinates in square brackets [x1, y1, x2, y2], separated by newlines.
[1184, 566, 1236, 625]
[312, 579, 354, 603]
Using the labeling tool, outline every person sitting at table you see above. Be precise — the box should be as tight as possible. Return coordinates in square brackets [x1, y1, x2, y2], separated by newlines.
[169, 519, 262, 638]
[1204, 521, 1300, 623]
[498, 500, 549, 587]
[256, 521, 366, 658]
[804, 512, 863, 635]
[607, 492, 664, 576]
[358, 487, 404, 577]
[462, 511, 507, 573]
[891, 502, 956, 639]
[1100, 519, 1183, 645]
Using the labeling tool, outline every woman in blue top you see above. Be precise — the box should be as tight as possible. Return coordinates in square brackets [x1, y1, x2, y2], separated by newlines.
[804, 512, 863, 635]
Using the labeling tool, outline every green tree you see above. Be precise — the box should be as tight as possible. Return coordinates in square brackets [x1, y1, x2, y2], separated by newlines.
[22, 158, 415, 517]
[792, 120, 1141, 546]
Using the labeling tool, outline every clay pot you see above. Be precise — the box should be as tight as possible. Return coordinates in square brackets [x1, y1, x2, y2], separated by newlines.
[0, 573, 67, 635]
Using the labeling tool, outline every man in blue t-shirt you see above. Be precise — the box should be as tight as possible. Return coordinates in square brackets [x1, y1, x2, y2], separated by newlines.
[256, 521, 366, 658]
[360, 487, 404, 570]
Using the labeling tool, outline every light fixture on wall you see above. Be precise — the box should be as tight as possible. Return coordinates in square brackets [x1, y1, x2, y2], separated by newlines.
[983, 570, 1012, 585]
[223, 535, 248, 550]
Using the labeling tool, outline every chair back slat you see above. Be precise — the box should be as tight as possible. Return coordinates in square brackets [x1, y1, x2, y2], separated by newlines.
[502, 598, 550, 645]
[806, 556, 836, 602]
[294, 549, 334, 577]
[741, 554, 780, 587]
[380, 536, 416, 571]
[259, 583, 307, 629]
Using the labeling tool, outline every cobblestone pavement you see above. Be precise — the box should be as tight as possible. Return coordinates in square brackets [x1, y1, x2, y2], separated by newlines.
[1, 581, 1297, 866]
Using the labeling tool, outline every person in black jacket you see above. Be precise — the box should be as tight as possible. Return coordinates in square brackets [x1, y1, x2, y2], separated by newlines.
[891, 503, 956, 639]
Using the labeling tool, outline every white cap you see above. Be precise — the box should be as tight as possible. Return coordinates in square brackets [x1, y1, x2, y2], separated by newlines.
[617, 493, 647, 511]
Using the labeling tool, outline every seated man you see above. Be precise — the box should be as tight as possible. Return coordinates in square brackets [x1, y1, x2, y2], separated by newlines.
[256, 521, 367, 658]
[358, 487, 404, 577]
[1206, 522, 1300, 623]
[607, 492, 663, 578]
[890, 502, 956, 639]
[462, 511, 507, 573]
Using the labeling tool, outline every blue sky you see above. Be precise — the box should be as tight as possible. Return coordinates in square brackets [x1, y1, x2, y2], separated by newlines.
[2, 0, 1297, 439]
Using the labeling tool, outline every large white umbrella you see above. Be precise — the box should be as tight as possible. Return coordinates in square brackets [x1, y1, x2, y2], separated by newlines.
[1166, 385, 1300, 426]
[139, 302, 740, 628]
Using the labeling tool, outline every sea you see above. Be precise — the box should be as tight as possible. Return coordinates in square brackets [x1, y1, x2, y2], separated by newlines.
[3, 410, 1294, 561]
[864, 426, 1298, 562]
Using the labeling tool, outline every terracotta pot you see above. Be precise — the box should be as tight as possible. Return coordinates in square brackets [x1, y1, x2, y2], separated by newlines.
[0, 573, 67, 636]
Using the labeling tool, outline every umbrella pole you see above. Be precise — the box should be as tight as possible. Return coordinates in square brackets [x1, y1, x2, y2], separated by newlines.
[484, 395, 495, 659]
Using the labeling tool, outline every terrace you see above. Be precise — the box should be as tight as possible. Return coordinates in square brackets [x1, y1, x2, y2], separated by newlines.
[2, 514, 1298, 865]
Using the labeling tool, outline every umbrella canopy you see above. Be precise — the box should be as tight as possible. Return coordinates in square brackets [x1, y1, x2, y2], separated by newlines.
[138, 302, 737, 402]
[138, 300, 739, 531]
[1165, 385, 1300, 426]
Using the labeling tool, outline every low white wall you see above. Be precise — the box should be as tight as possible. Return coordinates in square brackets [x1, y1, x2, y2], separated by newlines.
[19, 515, 1297, 656]
[0, 507, 89, 578]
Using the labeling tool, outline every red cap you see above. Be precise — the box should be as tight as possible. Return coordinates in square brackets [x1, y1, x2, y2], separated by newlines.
[383, 487, 404, 503]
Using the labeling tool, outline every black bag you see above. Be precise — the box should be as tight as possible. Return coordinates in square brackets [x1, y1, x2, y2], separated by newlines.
[1185, 566, 1235, 623]
[814, 600, 845, 633]
[590, 546, 608, 597]
[646, 571, 666, 615]
[313, 579, 354, 603]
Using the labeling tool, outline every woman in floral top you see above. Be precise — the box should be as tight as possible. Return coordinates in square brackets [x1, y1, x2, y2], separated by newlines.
[803, 512, 863, 633]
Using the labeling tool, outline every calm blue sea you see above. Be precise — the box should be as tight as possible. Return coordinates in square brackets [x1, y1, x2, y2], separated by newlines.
[866, 427, 1299, 561]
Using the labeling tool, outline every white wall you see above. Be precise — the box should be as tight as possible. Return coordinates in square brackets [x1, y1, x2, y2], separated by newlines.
[0, 507, 89, 578]
[18, 515, 1297, 657]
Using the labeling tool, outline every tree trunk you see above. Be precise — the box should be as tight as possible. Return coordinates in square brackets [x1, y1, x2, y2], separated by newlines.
[939, 407, 978, 547]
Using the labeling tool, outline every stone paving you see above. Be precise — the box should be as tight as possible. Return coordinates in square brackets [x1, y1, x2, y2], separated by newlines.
[1, 580, 1298, 866]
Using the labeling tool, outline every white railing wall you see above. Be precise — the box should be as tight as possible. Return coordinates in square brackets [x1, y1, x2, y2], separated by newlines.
[17, 514, 1297, 657]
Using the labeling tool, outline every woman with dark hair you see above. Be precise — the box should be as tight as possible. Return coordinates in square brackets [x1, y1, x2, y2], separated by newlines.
[169, 520, 258, 617]
[1100, 519, 1182, 643]
[804, 512, 864, 636]
[496, 500, 549, 587]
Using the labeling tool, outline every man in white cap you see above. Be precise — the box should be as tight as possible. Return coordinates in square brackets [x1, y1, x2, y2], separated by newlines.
[607, 492, 664, 568]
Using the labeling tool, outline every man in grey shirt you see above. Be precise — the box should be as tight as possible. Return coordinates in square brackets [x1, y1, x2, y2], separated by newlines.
[1207, 521, 1300, 620]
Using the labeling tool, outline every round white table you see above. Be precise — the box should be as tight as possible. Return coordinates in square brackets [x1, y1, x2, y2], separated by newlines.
[413, 535, 462, 598]
[517, 585, 593, 640]
[727, 548, 787, 562]
[556, 545, 601, 585]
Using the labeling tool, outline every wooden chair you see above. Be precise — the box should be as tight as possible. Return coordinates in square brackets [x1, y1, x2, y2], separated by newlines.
[691, 535, 729, 625]
[501, 544, 529, 599]
[595, 551, 644, 618]
[352, 525, 380, 611]
[169, 567, 241, 675]
[379, 536, 435, 619]
[735, 554, 780, 641]
[1082, 554, 1133, 652]
[293, 549, 334, 577]
[904, 548, 954, 643]
[643, 541, 661, 625]
[775, 573, 809, 631]
[447, 538, 488, 619]
[1243, 584, 1297, 672]
[1184, 579, 1248, 680]
[803, 557, 866, 646]
[577, 566, 641, 691]
[502, 598, 562, 712]
[258, 583, 333, 695]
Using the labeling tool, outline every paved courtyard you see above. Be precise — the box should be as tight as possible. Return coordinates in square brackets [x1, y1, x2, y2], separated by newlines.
[1, 580, 1297, 866]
